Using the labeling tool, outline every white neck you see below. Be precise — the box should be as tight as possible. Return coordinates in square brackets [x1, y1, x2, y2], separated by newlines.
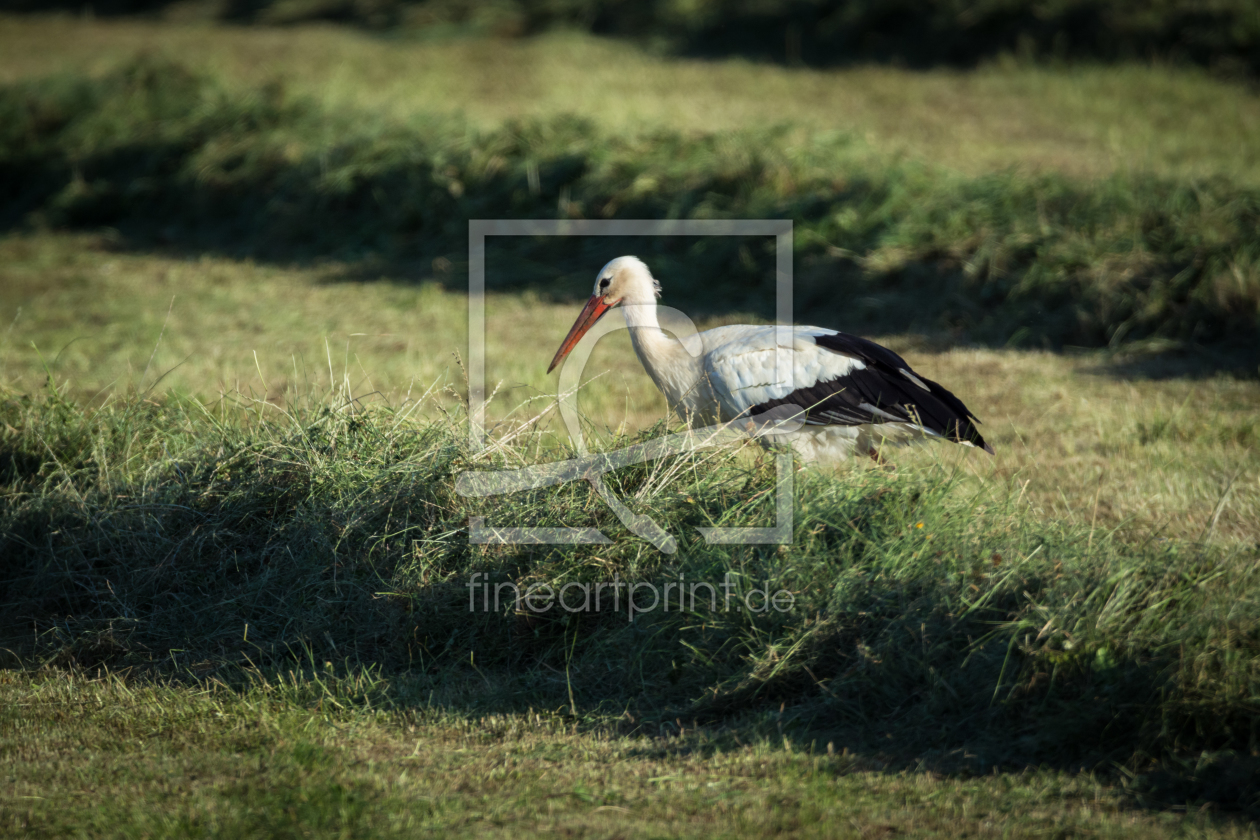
[620, 300, 704, 418]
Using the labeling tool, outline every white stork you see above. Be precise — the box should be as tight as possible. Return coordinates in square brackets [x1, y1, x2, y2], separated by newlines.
[547, 256, 993, 463]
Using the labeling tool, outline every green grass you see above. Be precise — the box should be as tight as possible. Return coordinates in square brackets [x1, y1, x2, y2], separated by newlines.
[11, 670, 1255, 839]
[4, 19, 1258, 185]
[2, 231, 1257, 551]
[1, 382, 1258, 822]
[1, 53, 1257, 357]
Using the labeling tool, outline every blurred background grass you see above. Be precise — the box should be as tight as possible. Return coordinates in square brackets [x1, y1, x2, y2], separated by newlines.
[4, 0, 1259, 77]
[0, 44, 1256, 354]
[2, 15, 1257, 184]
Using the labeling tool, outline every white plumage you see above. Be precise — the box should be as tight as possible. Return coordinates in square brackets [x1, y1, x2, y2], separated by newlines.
[547, 256, 992, 463]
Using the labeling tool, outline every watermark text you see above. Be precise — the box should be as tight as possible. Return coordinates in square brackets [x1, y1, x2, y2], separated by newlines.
[468, 572, 795, 621]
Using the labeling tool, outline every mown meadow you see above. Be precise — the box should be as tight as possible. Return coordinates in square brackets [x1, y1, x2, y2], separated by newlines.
[1, 11, 1259, 838]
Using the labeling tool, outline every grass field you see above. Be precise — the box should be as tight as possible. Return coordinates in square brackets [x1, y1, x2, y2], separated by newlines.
[13, 671, 1257, 840]
[1, 231, 1256, 547]
[7, 669, 1260, 839]
[3, 26, 1257, 356]
[2, 13, 1260, 837]
[2, 16, 1258, 185]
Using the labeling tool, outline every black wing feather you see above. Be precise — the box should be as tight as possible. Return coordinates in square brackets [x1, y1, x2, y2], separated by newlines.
[747, 332, 992, 452]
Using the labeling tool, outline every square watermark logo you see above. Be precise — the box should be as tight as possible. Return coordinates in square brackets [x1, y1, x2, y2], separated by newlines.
[455, 220, 795, 554]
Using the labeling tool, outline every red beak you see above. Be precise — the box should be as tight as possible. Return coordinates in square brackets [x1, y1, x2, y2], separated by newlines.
[547, 295, 612, 374]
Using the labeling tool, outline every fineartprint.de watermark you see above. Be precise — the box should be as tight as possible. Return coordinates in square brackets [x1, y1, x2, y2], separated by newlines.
[468, 572, 796, 622]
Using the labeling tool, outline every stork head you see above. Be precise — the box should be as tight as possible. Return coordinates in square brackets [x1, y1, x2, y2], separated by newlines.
[546, 256, 661, 374]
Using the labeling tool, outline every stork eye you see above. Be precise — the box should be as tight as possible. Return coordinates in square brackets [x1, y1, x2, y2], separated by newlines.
[599, 278, 610, 289]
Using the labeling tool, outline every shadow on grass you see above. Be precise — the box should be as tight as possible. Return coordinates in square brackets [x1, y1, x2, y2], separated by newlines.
[662, 3, 1259, 79]
[2, 387, 1258, 815]
[1087, 347, 1260, 382]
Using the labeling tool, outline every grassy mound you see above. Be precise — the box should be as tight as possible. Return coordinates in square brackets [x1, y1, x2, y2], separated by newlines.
[1, 57, 1257, 356]
[1, 383, 1257, 807]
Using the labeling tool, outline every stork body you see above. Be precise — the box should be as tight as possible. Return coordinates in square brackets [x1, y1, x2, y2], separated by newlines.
[548, 257, 992, 463]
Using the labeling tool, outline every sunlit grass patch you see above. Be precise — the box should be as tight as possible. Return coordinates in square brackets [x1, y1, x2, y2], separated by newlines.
[1, 230, 1256, 547]
[10, 667, 1252, 838]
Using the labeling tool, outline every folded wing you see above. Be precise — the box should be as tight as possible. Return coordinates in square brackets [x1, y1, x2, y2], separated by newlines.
[703, 327, 992, 453]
